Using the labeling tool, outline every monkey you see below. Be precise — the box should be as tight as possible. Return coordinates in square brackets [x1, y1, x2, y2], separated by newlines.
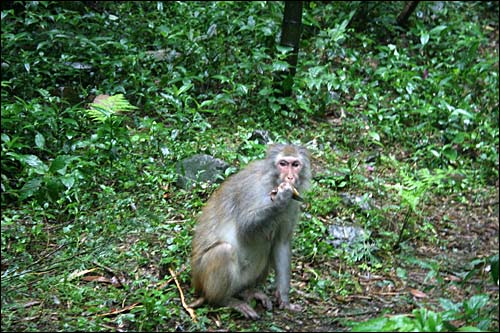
[189, 143, 311, 320]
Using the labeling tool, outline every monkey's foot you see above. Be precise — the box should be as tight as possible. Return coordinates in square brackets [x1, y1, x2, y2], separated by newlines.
[226, 297, 260, 320]
[242, 289, 273, 311]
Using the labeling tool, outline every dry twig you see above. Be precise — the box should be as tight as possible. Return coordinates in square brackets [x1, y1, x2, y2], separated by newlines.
[169, 267, 197, 323]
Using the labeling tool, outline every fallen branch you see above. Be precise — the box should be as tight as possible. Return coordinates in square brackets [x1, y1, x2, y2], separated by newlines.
[169, 267, 197, 323]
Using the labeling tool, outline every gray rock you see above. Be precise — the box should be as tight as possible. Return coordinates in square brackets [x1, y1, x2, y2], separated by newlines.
[327, 221, 367, 248]
[250, 129, 272, 144]
[340, 192, 372, 211]
[176, 154, 229, 189]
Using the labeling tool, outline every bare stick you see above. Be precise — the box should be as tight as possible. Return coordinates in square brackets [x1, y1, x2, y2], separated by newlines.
[169, 267, 197, 323]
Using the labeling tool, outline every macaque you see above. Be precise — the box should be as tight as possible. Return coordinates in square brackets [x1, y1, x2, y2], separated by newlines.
[189, 143, 311, 320]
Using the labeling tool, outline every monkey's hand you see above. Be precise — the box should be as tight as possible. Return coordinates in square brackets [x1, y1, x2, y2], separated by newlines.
[278, 300, 303, 312]
[276, 290, 303, 312]
[270, 182, 303, 203]
[269, 182, 294, 203]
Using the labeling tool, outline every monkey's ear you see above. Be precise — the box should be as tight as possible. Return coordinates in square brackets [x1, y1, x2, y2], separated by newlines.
[297, 145, 311, 158]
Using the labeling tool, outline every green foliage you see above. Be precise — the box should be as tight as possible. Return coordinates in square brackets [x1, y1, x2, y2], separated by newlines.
[349, 301, 492, 332]
[1, 1, 498, 332]
[1, 93, 85, 206]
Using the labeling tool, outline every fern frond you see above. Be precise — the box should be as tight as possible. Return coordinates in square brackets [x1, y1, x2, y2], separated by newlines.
[85, 94, 138, 123]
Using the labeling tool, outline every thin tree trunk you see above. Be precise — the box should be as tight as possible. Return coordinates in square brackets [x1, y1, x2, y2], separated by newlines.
[397, 1, 419, 27]
[279, 1, 303, 97]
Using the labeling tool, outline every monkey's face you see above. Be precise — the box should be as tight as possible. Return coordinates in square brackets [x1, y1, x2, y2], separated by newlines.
[276, 156, 303, 186]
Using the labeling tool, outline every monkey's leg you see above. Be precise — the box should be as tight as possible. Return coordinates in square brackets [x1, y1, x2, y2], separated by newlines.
[195, 242, 262, 320]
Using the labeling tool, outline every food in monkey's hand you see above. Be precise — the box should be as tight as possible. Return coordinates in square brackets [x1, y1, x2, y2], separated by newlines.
[291, 185, 304, 202]
[269, 184, 304, 202]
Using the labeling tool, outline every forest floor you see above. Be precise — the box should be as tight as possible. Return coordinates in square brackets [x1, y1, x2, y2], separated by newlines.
[186, 184, 499, 332]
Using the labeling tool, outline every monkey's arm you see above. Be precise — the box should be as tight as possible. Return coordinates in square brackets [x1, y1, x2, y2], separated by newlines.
[273, 237, 291, 305]
[236, 181, 294, 233]
[272, 213, 302, 311]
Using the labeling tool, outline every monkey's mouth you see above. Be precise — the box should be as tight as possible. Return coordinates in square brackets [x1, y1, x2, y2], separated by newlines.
[280, 179, 304, 202]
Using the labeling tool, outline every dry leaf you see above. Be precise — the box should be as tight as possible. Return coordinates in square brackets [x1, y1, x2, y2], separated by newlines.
[410, 288, 428, 298]
[22, 300, 41, 308]
[81, 275, 112, 284]
[67, 268, 98, 281]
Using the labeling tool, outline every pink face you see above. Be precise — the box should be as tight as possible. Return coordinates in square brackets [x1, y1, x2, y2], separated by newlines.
[276, 156, 303, 185]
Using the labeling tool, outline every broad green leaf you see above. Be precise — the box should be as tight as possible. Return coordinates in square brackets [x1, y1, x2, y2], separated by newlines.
[453, 132, 465, 144]
[212, 74, 230, 82]
[276, 45, 293, 53]
[430, 25, 448, 35]
[421, 32, 430, 46]
[451, 108, 474, 120]
[19, 177, 43, 200]
[272, 60, 290, 72]
[235, 84, 248, 95]
[61, 175, 75, 189]
[176, 83, 193, 96]
[14, 154, 49, 175]
[35, 132, 45, 149]
[430, 149, 440, 158]
[464, 294, 489, 313]
[49, 156, 71, 175]
[369, 131, 380, 142]
[442, 147, 457, 161]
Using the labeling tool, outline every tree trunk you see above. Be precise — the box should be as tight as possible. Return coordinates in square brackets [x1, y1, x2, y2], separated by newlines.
[278, 1, 303, 97]
[397, 1, 419, 27]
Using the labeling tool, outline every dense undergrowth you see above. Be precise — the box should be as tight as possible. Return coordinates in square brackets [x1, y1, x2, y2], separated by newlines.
[1, 1, 498, 332]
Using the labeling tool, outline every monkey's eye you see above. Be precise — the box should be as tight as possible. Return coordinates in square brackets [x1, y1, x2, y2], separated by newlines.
[292, 161, 301, 168]
[279, 160, 288, 167]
